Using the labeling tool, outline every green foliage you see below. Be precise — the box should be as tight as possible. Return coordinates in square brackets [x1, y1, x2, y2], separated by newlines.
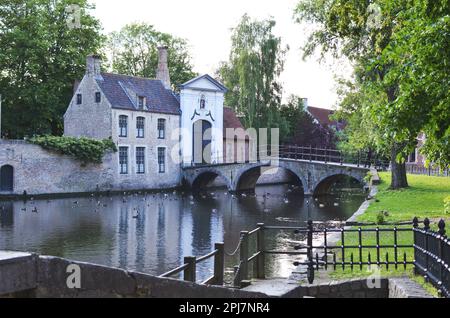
[0, 0, 104, 138]
[29, 135, 117, 165]
[280, 95, 336, 147]
[217, 14, 288, 134]
[445, 196, 450, 215]
[294, 0, 450, 188]
[376, 211, 385, 225]
[107, 23, 196, 89]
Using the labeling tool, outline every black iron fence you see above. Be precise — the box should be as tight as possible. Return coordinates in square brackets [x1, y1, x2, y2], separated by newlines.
[413, 218, 449, 297]
[406, 165, 450, 177]
[159, 218, 449, 298]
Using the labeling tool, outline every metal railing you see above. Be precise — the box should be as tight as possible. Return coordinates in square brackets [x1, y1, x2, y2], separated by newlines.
[413, 218, 449, 298]
[182, 144, 389, 170]
[158, 218, 449, 297]
[406, 165, 450, 177]
[159, 243, 224, 286]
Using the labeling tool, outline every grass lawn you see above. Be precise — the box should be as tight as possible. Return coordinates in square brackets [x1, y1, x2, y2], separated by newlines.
[328, 173, 449, 295]
[358, 172, 450, 223]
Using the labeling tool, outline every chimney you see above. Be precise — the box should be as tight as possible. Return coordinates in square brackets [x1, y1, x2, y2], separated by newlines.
[156, 46, 171, 90]
[86, 54, 102, 77]
[301, 97, 309, 109]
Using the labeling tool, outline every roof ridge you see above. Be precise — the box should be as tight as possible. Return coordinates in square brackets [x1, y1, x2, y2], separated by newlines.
[101, 72, 160, 82]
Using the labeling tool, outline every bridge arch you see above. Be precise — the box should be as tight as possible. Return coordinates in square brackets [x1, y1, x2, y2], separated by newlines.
[188, 168, 232, 192]
[313, 173, 365, 196]
[234, 164, 306, 194]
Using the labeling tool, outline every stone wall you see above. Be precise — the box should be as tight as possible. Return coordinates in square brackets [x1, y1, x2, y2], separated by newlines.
[0, 251, 268, 298]
[64, 74, 113, 140]
[0, 251, 434, 298]
[0, 139, 181, 197]
[0, 140, 115, 196]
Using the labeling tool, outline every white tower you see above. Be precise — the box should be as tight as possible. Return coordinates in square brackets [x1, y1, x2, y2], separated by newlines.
[179, 75, 227, 166]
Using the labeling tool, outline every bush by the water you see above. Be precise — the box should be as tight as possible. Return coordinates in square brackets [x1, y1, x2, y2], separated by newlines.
[30, 135, 117, 165]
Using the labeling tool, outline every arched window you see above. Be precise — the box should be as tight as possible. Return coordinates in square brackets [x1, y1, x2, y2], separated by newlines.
[0, 165, 13, 191]
[119, 115, 128, 137]
[199, 95, 206, 109]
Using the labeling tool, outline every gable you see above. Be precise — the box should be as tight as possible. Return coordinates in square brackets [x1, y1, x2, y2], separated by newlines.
[180, 74, 228, 93]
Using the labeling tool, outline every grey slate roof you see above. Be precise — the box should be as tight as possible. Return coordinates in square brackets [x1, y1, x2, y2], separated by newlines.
[96, 73, 180, 115]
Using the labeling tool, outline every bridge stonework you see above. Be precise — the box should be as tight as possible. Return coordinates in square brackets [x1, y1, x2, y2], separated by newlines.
[182, 159, 370, 195]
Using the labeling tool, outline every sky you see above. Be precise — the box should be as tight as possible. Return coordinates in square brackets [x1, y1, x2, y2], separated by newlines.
[91, 0, 351, 109]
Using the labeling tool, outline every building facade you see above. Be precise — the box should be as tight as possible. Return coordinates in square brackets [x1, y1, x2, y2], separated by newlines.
[0, 47, 235, 195]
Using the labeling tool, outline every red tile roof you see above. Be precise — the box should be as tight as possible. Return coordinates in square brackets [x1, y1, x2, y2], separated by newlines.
[307, 106, 345, 130]
[223, 107, 246, 139]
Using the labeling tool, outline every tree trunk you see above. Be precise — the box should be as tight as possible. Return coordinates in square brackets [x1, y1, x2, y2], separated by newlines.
[390, 143, 408, 189]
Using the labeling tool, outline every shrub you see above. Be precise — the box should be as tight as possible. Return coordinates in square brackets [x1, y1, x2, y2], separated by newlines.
[445, 196, 450, 215]
[376, 211, 385, 224]
[29, 135, 117, 165]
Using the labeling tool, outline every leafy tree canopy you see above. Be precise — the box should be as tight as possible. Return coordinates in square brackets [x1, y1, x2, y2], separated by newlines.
[0, 0, 104, 138]
[107, 23, 196, 89]
[217, 14, 288, 134]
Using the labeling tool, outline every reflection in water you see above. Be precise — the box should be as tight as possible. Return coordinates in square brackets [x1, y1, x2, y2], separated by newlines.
[0, 184, 365, 282]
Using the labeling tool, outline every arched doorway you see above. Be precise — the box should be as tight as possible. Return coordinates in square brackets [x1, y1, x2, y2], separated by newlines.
[0, 165, 14, 191]
[193, 120, 212, 165]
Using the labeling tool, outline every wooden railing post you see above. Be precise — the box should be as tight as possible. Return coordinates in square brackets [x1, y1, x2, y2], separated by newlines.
[255, 223, 266, 279]
[184, 256, 196, 283]
[240, 231, 249, 281]
[214, 243, 224, 285]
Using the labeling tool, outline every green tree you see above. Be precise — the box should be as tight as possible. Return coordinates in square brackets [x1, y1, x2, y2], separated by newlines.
[0, 0, 104, 138]
[280, 95, 335, 147]
[107, 23, 196, 88]
[295, 0, 423, 188]
[217, 14, 288, 134]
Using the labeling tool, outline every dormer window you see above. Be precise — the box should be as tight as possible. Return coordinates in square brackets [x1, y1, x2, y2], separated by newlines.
[200, 95, 206, 109]
[138, 96, 145, 110]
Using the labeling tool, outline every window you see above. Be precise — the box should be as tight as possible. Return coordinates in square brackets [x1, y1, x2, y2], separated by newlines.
[157, 119, 166, 139]
[119, 115, 128, 137]
[136, 147, 145, 174]
[138, 96, 145, 110]
[136, 117, 145, 138]
[95, 92, 101, 103]
[119, 147, 128, 174]
[158, 147, 165, 173]
[200, 95, 206, 109]
[76, 94, 82, 105]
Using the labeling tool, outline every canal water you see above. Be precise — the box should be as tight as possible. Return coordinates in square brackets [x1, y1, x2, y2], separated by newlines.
[0, 184, 365, 283]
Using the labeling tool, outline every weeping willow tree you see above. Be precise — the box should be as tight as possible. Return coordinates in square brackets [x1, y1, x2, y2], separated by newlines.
[217, 14, 289, 136]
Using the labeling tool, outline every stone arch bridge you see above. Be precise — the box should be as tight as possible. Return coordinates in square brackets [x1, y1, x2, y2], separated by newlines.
[182, 159, 370, 196]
